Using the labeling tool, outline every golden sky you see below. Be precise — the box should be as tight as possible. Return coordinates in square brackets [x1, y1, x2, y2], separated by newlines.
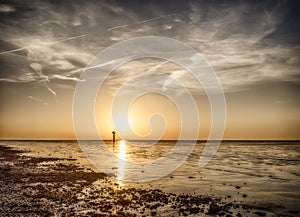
[1, 60, 299, 140]
[0, 1, 299, 140]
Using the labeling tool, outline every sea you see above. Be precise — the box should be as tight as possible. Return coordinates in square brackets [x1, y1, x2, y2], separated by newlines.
[3, 140, 300, 213]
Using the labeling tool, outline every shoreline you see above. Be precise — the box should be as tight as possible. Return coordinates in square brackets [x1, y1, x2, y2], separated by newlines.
[0, 143, 299, 216]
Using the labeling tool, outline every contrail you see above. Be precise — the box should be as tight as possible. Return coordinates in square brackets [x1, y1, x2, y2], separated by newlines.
[108, 24, 129, 31]
[46, 86, 56, 96]
[108, 13, 176, 31]
[137, 13, 176, 24]
[145, 61, 169, 73]
[0, 34, 88, 55]
[43, 34, 88, 45]
[0, 47, 28, 55]
[28, 95, 48, 105]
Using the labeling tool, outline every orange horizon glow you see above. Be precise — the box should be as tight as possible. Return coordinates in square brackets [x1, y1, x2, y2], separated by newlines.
[1, 90, 300, 141]
[1, 61, 300, 141]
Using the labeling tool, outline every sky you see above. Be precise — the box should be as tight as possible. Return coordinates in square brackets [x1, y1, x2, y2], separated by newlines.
[0, 0, 299, 140]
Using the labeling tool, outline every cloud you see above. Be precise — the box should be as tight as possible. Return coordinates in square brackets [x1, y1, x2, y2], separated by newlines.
[0, 34, 92, 93]
[29, 62, 56, 96]
[0, 34, 88, 55]
[107, 13, 176, 31]
[28, 95, 48, 105]
[50, 74, 81, 81]
[105, 1, 298, 94]
[0, 4, 15, 13]
[0, 0, 299, 97]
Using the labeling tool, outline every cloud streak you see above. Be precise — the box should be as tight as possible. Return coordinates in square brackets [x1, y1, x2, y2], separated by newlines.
[28, 95, 48, 105]
[108, 13, 177, 31]
[0, 0, 299, 96]
[0, 34, 88, 55]
[0, 4, 15, 13]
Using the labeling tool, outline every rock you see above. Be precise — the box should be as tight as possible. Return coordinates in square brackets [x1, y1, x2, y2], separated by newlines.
[254, 211, 266, 216]
[151, 211, 157, 216]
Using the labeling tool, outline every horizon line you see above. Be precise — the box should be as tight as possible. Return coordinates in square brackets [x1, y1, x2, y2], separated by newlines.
[1, 139, 299, 142]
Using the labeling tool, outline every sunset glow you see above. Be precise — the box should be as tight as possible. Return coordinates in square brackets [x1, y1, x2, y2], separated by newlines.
[0, 1, 299, 140]
[117, 140, 127, 186]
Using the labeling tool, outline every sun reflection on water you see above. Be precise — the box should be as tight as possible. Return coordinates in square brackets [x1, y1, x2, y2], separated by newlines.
[117, 140, 126, 187]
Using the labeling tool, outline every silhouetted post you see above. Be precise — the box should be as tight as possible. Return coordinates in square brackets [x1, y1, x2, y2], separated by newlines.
[112, 130, 116, 144]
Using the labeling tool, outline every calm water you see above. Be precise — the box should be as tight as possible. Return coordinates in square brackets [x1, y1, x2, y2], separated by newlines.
[3, 140, 300, 211]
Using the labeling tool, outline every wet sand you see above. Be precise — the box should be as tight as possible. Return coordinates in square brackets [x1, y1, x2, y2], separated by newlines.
[0, 143, 299, 216]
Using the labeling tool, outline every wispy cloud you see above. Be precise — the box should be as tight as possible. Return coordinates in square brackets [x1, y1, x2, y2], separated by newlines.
[0, 0, 299, 97]
[28, 95, 48, 105]
[0, 46, 27, 55]
[0, 34, 88, 55]
[29, 62, 56, 96]
[108, 13, 176, 31]
[50, 74, 81, 81]
[101, 1, 299, 94]
[0, 4, 15, 13]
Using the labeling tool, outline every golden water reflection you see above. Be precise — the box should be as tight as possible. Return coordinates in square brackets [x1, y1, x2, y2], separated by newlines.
[117, 140, 126, 187]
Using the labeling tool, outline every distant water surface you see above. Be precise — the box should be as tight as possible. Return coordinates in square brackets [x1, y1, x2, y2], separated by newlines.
[3, 140, 300, 212]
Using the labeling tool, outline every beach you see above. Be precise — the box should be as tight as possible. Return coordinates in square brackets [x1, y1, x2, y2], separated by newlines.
[0, 141, 299, 216]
